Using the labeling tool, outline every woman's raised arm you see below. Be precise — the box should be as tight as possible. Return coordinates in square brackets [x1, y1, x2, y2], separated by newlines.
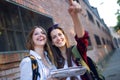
[68, 0, 85, 38]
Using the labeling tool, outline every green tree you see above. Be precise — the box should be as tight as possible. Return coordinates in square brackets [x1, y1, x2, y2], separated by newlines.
[114, 0, 120, 32]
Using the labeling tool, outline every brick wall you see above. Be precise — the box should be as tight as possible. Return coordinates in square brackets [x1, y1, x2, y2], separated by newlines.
[0, 52, 28, 80]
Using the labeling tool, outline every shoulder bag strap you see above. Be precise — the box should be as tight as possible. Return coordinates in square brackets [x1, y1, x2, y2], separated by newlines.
[29, 55, 40, 80]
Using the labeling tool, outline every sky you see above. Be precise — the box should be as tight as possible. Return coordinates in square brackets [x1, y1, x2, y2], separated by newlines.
[89, 0, 119, 27]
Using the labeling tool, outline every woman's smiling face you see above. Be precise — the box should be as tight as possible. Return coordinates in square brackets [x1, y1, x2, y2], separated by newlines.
[50, 29, 66, 48]
[32, 27, 47, 47]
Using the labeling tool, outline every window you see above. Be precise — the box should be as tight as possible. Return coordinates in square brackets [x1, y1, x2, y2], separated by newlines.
[94, 34, 101, 45]
[96, 20, 100, 28]
[7, 31, 16, 50]
[88, 37, 92, 46]
[87, 36, 93, 50]
[0, 1, 53, 52]
[102, 38, 105, 45]
[87, 10, 94, 23]
[0, 30, 8, 51]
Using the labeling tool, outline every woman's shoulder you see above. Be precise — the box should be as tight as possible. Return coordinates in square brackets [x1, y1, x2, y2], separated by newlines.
[20, 56, 31, 67]
[22, 56, 31, 62]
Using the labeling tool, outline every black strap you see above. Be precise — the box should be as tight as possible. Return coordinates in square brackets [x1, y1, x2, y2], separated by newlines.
[67, 47, 79, 80]
[67, 48, 72, 67]
[28, 55, 40, 80]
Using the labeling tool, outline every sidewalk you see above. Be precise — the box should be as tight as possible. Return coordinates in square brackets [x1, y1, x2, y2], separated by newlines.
[102, 48, 120, 80]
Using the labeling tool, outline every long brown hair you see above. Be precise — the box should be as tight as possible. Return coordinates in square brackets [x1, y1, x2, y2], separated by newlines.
[47, 24, 71, 67]
[26, 26, 55, 65]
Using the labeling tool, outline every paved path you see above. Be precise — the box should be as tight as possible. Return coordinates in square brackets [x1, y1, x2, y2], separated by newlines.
[102, 48, 120, 80]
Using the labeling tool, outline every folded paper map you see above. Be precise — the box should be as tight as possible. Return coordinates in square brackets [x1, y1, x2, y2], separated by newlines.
[50, 66, 86, 78]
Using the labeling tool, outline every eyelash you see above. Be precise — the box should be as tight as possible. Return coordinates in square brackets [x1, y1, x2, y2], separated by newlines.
[52, 36, 56, 39]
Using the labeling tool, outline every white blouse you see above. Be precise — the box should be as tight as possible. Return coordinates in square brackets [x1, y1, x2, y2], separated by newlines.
[64, 60, 82, 80]
[20, 50, 55, 80]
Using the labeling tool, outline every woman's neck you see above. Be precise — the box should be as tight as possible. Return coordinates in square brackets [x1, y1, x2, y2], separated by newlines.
[34, 46, 45, 58]
[34, 46, 52, 68]
[59, 46, 67, 60]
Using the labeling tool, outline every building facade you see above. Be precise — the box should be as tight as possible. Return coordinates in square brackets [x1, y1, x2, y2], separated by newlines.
[109, 27, 120, 48]
[0, 0, 114, 79]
